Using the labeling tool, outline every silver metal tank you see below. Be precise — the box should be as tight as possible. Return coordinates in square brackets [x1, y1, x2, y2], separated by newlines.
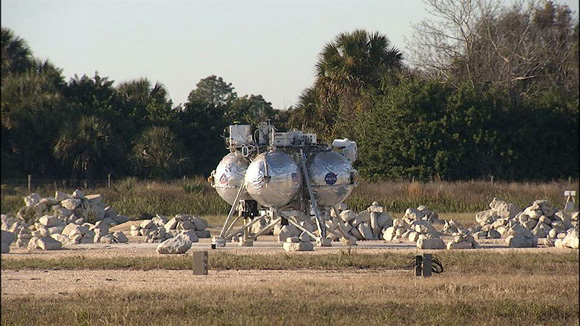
[212, 152, 251, 205]
[306, 151, 355, 207]
[245, 151, 302, 208]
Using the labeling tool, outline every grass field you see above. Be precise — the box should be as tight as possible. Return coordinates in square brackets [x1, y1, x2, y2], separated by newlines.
[2, 178, 578, 218]
[1, 250, 578, 325]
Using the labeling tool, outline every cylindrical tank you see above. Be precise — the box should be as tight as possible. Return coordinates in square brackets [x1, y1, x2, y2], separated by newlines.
[212, 152, 251, 205]
[245, 151, 302, 208]
[306, 151, 355, 207]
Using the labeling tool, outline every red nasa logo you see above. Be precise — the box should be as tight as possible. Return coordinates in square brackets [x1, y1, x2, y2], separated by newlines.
[219, 173, 228, 185]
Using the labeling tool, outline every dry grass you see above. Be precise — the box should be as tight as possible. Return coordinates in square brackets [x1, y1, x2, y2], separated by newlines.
[2, 179, 577, 218]
[2, 250, 578, 325]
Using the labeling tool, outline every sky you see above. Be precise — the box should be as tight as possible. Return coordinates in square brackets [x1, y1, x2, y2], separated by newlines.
[2, 0, 579, 110]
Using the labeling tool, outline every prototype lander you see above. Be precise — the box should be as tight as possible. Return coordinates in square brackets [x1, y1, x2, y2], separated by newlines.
[209, 122, 358, 247]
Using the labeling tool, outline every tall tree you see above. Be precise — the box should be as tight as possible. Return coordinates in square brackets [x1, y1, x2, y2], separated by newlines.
[292, 30, 403, 140]
[1, 27, 34, 84]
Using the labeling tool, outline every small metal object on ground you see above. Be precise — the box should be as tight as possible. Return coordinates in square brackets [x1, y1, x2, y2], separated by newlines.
[422, 254, 432, 277]
[415, 253, 433, 278]
[193, 251, 208, 275]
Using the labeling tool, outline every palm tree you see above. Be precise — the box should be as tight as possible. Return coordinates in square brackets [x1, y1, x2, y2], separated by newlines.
[53, 115, 112, 180]
[300, 30, 403, 139]
[1, 27, 34, 82]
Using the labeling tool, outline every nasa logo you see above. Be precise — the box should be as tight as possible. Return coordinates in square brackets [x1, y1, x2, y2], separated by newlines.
[325, 172, 337, 185]
[219, 173, 228, 185]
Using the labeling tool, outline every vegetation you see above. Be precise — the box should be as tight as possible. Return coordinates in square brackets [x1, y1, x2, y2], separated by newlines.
[1, 178, 577, 218]
[1, 251, 578, 325]
[2, 250, 577, 273]
[1, 0, 578, 183]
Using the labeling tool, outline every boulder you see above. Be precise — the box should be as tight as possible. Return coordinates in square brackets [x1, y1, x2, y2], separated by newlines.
[376, 212, 393, 229]
[1, 242, 9, 253]
[164, 218, 179, 231]
[367, 201, 384, 213]
[195, 230, 211, 238]
[278, 225, 301, 242]
[489, 198, 522, 219]
[447, 241, 474, 249]
[192, 217, 208, 231]
[383, 227, 396, 241]
[404, 208, 425, 221]
[476, 209, 499, 225]
[358, 223, 374, 240]
[72, 189, 85, 199]
[152, 214, 169, 226]
[156, 234, 192, 254]
[488, 229, 501, 239]
[417, 238, 445, 249]
[283, 241, 314, 252]
[350, 227, 364, 240]
[339, 210, 357, 223]
[182, 229, 200, 243]
[24, 193, 42, 207]
[54, 191, 71, 201]
[1, 230, 15, 245]
[351, 211, 370, 227]
[61, 198, 82, 211]
[113, 231, 129, 243]
[179, 220, 196, 231]
[50, 234, 69, 244]
[37, 236, 62, 250]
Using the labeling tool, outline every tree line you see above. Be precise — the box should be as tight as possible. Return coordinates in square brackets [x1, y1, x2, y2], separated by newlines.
[1, 0, 578, 182]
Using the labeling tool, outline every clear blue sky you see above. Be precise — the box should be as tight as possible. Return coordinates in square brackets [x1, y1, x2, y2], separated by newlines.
[2, 0, 578, 109]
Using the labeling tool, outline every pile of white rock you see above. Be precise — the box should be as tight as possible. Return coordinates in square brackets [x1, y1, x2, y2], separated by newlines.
[446, 230, 480, 249]
[1, 190, 130, 251]
[472, 197, 578, 248]
[133, 214, 210, 245]
[17, 190, 129, 226]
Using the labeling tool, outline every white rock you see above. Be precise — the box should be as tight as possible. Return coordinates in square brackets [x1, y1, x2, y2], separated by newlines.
[404, 208, 425, 220]
[339, 210, 357, 223]
[383, 227, 396, 241]
[156, 234, 192, 254]
[278, 225, 301, 242]
[39, 214, 62, 227]
[181, 229, 200, 243]
[72, 189, 85, 199]
[350, 227, 364, 240]
[283, 241, 313, 251]
[164, 218, 179, 231]
[61, 198, 82, 211]
[140, 220, 154, 229]
[447, 241, 474, 250]
[54, 191, 71, 201]
[358, 223, 374, 240]
[351, 211, 370, 227]
[417, 238, 445, 249]
[24, 193, 42, 207]
[114, 231, 129, 243]
[37, 236, 62, 250]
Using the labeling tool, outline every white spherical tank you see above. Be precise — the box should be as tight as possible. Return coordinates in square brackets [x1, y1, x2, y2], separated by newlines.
[306, 151, 355, 207]
[212, 152, 251, 205]
[245, 151, 302, 208]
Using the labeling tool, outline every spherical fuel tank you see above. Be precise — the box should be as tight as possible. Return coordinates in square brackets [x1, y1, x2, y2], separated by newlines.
[306, 151, 355, 207]
[245, 151, 302, 208]
[212, 152, 251, 205]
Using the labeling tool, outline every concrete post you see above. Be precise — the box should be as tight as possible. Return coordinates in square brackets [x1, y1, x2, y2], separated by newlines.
[193, 251, 208, 275]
